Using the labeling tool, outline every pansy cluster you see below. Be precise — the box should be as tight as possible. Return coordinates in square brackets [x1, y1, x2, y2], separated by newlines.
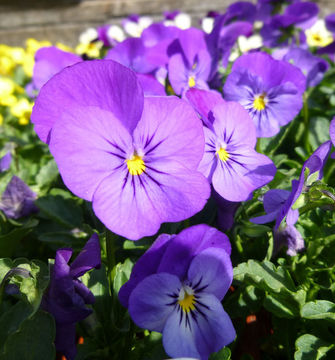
[2, 0, 335, 359]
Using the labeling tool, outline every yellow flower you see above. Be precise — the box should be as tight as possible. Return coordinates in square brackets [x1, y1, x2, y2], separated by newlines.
[75, 42, 103, 58]
[10, 98, 33, 125]
[26, 38, 52, 55]
[0, 113, 3, 126]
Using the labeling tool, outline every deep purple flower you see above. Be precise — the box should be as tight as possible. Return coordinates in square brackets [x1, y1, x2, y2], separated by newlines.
[273, 46, 329, 88]
[41, 234, 101, 360]
[32, 60, 210, 240]
[0, 151, 11, 172]
[167, 28, 213, 96]
[275, 141, 332, 230]
[120, 224, 235, 359]
[0, 176, 37, 219]
[187, 88, 276, 201]
[225, 2, 257, 23]
[326, 13, 335, 33]
[213, 189, 240, 231]
[32, 46, 82, 93]
[250, 188, 303, 255]
[224, 52, 306, 138]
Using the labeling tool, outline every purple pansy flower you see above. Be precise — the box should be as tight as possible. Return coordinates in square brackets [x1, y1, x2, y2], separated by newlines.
[224, 52, 306, 138]
[168, 28, 213, 96]
[32, 46, 82, 93]
[0, 176, 38, 219]
[275, 140, 332, 231]
[250, 189, 304, 255]
[187, 88, 276, 202]
[32, 60, 210, 240]
[225, 1, 257, 23]
[273, 46, 329, 88]
[41, 234, 101, 360]
[120, 224, 235, 359]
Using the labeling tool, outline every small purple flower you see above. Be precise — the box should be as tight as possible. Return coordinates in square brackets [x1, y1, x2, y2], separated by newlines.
[187, 89, 276, 201]
[32, 60, 210, 240]
[275, 141, 332, 230]
[273, 46, 329, 88]
[168, 28, 213, 96]
[0, 151, 11, 172]
[250, 189, 303, 255]
[224, 52, 306, 138]
[0, 176, 37, 219]
[274, 224, 304, 256]
[120, 224, 235, 359]
[41, 234, 101, 360]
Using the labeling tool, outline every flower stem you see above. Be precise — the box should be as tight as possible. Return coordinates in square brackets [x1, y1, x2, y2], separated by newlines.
[105, 229, 116, 293]
[303, 92, 311, 154]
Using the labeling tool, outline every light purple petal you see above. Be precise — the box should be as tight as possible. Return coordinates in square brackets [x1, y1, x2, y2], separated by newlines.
[92, 160, 210, 240]
[163, 293, 235, 359]
[33, 46, 81, 91]
[212, 147, 276, 202]
[212, 102, 257, 148]
[186, 88, 224, 127]
[187, 247, 233, 300]
[136, 74, 166, 96]
[134, 96, 205, 170]
[32, 60, 143, 143]
[128, 273, 181, 332]
[49, 105, 132, 201]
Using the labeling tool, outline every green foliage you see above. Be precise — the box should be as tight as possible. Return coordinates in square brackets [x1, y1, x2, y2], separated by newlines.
[294, 334, 334, 360]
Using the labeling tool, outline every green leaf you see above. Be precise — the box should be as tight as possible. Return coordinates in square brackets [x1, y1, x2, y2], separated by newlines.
[0, 301, 33, 349]
[0, 219, 39, 257]
[0, 310, 55, 360]
[234, 260, 296, 293]
[264, 289, 306, 319]
[0, 258, 13, 284]
[301, 300, 335, 322]
[209, 347, 231, 360]
[36, 195, 83, 229]
[35, 158, 59, 190]
[11, 259, 49, 311]
[294, 334, 334, 360]
[113, 258, 133, 294]
[309, 116, 330, 150]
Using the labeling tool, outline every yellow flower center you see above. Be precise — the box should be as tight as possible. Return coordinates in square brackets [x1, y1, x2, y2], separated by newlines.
[178, 291, 196, 313]
[188, 76, 196, 88]
[126, 155, 145, 176]
[217, 147, 230, 162]
[253, 94, 266, 111]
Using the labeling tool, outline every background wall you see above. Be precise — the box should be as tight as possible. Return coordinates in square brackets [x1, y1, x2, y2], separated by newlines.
[0, 0, 335, 46]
